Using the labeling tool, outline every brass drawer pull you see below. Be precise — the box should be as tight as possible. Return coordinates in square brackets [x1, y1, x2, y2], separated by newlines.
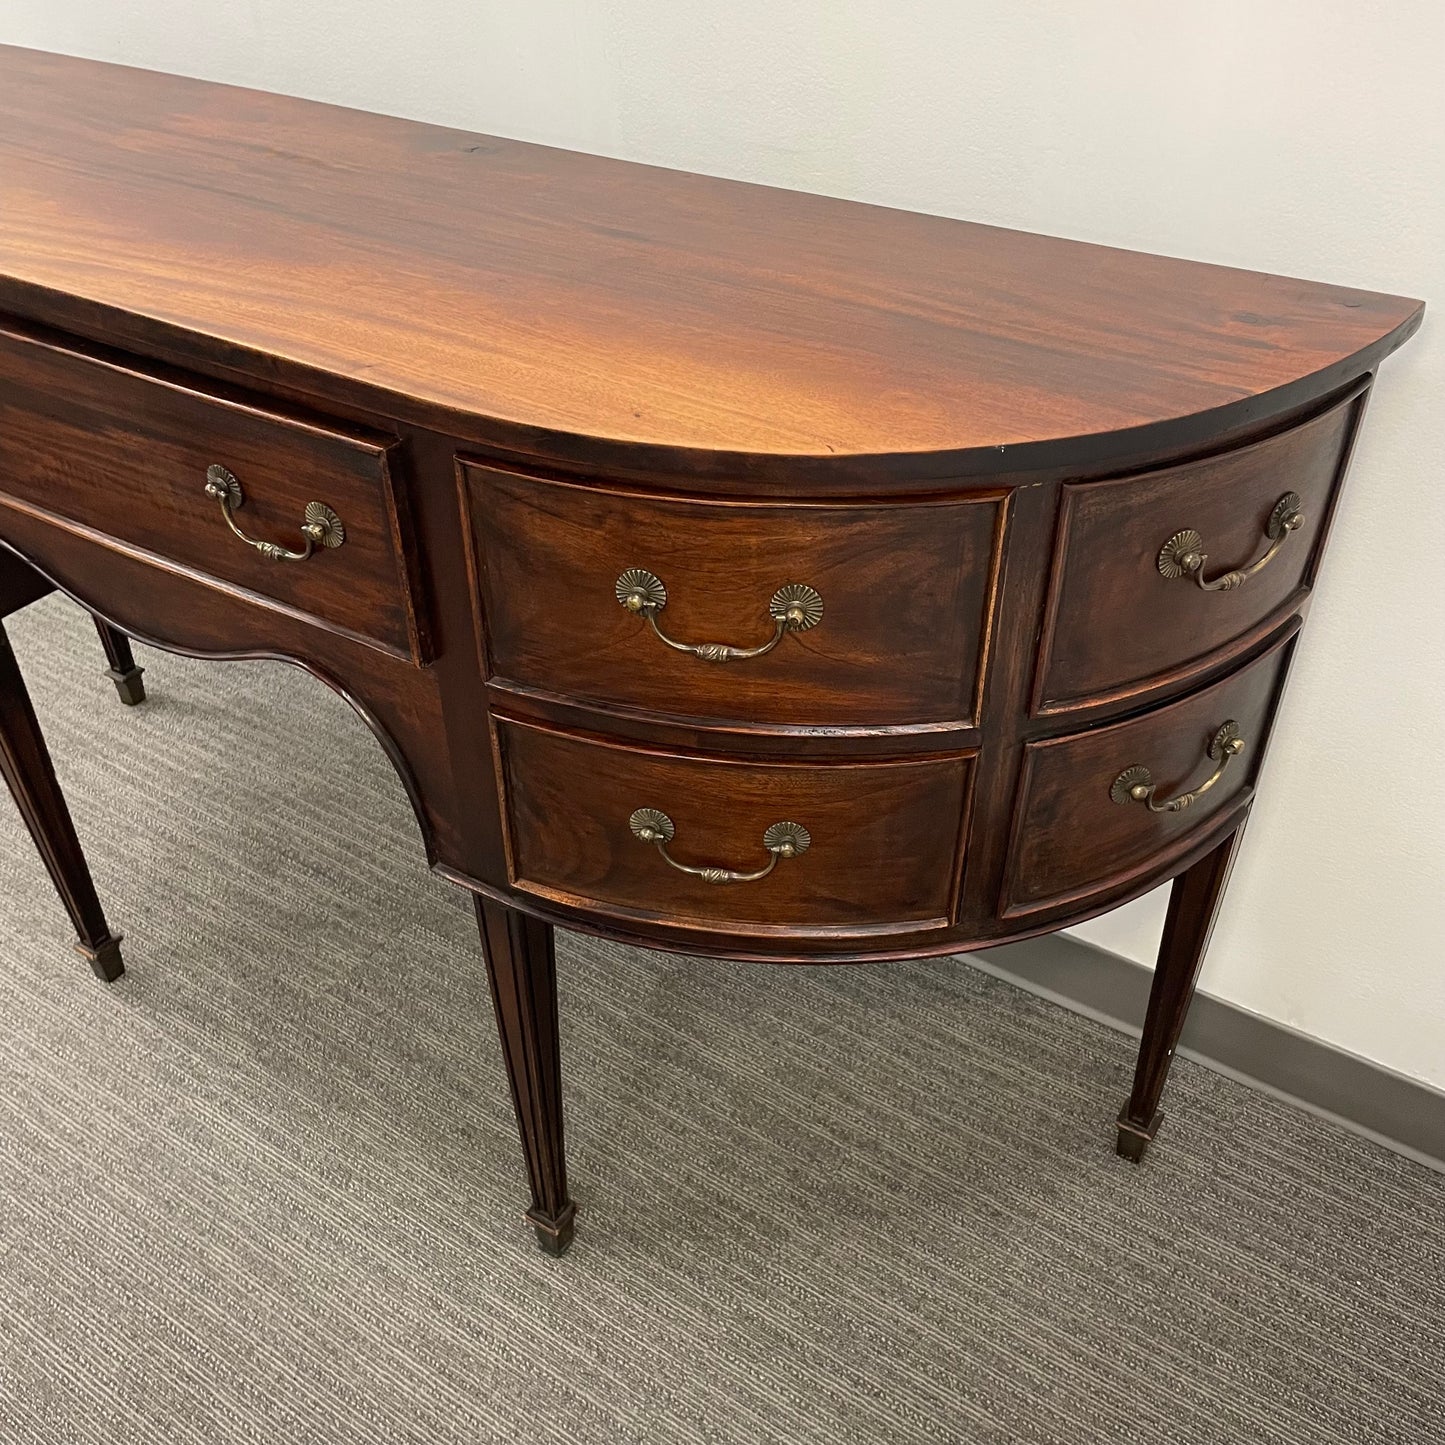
[1157, 493, 1303, 591]
[629, 808, 810, 884]
[203, 465, 346, 562]
[1110, 720, 1246, 814]
[615, 568, 822, 662]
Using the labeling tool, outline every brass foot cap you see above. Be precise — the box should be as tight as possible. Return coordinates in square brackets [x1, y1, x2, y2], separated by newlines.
[526, 1201, 577, 1257]
[104, 665, 146, 706]
[75, 934, 125, 983]
[1115, 1108, 1163, 1164]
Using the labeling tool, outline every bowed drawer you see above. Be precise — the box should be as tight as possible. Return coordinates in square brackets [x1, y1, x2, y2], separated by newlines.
[463, 462, 1004, 730]
[0, 325, 424, 660]
[493, 715, 976, 935]
[1002, 624, 1299, 919]
[1034, 388, 1365, 715]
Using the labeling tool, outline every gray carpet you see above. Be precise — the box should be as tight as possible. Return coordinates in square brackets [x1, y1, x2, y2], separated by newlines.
[1, 595, 1442, 1445]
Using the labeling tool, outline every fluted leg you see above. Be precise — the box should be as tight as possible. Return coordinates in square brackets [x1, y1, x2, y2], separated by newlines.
[475, 896, 575, 1255]
[93, 618, 145, 705]
[1117, 820, 1247, 1161]
[0, 620, 124, 980]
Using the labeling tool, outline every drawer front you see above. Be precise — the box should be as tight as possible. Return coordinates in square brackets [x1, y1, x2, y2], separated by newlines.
[464, 463, 1004, 728]
[496, 718, 975, 932]
[1035, 389, 1364, 713]
[0, 327, 423, 660]
[1002, 626, 1297, 917]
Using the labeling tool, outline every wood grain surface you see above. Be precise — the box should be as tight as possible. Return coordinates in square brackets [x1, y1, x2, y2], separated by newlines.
[0, 44, 1430, 1252]
[1002, 628, 1297, 918]
[1034, 385, 1366, 713]
[465, 462, 1003, 729]
[0, 46, 1422, 472]
[495, 716, 974, 934]
[0, 321, 422, 660]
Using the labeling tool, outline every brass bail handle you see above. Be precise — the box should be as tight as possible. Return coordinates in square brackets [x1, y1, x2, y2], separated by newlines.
[615, 568, 823, 662]
[1110, 721, 1247, 814]
[203, 465, 346, 563]
[1157, 493, 1303, 592]
[628, 809, 811, 885]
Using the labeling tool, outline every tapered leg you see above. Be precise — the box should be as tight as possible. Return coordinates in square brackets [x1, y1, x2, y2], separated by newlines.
[474, 896, 575, 1255]
[1117, 820, 1247, 1161]
[93, 618, 145, 705]
[0, 621, 124, 981]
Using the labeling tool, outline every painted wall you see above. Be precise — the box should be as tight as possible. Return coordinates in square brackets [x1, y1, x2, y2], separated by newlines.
[4, 3, 1442, 1086]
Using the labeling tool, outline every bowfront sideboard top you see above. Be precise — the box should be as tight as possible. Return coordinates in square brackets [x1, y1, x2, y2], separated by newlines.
[0, 45, 1424, 1255]
[0, 45, 1421, 473]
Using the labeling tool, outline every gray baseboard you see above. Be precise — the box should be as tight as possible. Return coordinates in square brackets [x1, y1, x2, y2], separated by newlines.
[969, 934, 1445, 1173]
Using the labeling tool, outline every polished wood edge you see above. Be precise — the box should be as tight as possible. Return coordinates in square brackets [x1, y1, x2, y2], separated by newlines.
[455, 453, 497, 693]
[945, 752, 979, 930]
[489, 708, 981, 766]
[0, 532, 442, 871]
[0, 310, 402, 453]
[450, 309, 1423, 485]
[0, 490, 425, 668]
[1029, 375, 1372, 717]
[1027, 479, 1071, 719]
[455, 451, 1015, 509]
[1301, 386, 1375, 595]
[487, 708, 520, 887]
[431, 801, 1253, 965]
[508, 879, 954, 940]
[376, 438, 434, 664]
[0, 282, 1421, 492]
[969, 491, 1011, 735]
[957, 481, 1058, 939]
[483, 678, 979, 754]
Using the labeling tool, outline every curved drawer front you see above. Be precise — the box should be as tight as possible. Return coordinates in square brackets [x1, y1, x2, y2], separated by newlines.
[0, 326, 423, 660]
[1034, 388, 1364, 714]
[464, 462, 1004, 729]
[1002, 627, 1297, 918]
[495, 717, 975, 933]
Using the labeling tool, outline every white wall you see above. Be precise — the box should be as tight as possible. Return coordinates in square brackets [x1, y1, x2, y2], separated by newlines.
[5, 3, 1443, 1087]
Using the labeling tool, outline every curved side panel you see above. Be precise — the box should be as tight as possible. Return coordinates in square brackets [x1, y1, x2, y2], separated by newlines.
[0, 516, 459, 870]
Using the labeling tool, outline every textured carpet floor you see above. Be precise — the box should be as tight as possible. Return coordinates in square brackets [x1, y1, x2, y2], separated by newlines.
[1, 596, 1442, 1445]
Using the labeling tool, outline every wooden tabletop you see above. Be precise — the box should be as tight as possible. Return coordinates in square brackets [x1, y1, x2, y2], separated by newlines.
[0, 45, 1423, 466]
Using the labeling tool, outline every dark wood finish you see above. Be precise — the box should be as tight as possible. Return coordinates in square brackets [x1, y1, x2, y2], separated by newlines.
[94, 619, 145, 705]
[474, 896, 574, 1255]
[0, 48, 1423, 1252]
[0, 47, 1421, 485]
[0, 550, 52, 617]
[465, 462, 1004, 729]
[0, 618, 123, 980]
[0, 323, 423, 662]
[0, 516, 464, 872]
[496, 716, 974, 934]
[1035, 386, 1365, 715]
[1118, 820, 1249, 1161]
[1001, 626, 1296, 919]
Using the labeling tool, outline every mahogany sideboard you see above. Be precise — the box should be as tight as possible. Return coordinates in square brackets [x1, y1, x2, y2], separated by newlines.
[0, 46, 1422, 1256]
